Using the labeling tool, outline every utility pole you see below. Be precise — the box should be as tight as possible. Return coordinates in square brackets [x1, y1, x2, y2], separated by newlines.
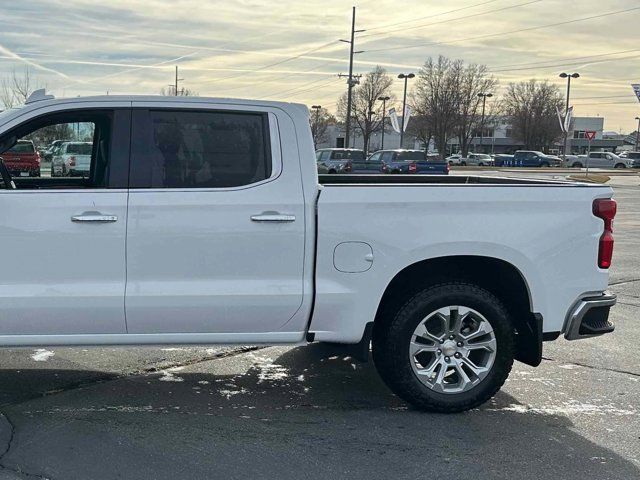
[377, 96, 390, 149]
[559, 72, 579, 157]
[339, 6, 365, 148]
[171, 65, 184, 96]
[635, 116, 640, 151]
[398, 73, 415, 148]
[478, 93, 493, 154]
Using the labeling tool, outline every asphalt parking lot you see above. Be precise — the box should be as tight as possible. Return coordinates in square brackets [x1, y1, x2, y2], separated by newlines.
[0, 172, 638, 480]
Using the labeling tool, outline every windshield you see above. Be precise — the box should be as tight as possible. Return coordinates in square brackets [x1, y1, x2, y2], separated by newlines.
[396, 151, 426, 161]
[7, 141, 35, 153]
[331, 150, 365, 160]
[66, 143, 92, 155]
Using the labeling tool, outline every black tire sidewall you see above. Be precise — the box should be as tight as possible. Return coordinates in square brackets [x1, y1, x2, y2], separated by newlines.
[373, 283, 514, 412]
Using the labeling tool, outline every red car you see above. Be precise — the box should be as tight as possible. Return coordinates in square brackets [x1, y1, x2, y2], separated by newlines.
[1, 140, 40, 177]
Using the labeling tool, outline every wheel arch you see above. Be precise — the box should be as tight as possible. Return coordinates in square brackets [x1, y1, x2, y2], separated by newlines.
[372, 255, 542, 366]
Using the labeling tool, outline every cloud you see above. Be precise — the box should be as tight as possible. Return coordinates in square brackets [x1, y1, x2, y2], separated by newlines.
[0, 0, 638, 130]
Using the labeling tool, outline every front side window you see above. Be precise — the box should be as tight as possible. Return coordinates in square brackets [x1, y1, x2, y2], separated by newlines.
[130, 109, 272, 189]
[0, 109, 127, 188]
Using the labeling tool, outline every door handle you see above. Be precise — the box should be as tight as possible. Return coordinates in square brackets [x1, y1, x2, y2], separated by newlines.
[71, 213, 118, 223]
[251, 213, 296, 223]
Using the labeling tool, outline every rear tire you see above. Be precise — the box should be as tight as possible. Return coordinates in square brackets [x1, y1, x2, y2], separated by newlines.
[540, 162, 550, 168]
[572, 162, 583, 168]
[372, 282, 514, 413]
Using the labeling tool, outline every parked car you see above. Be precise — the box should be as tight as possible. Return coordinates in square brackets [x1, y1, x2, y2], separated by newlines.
[0, 139, 40, 177]
[620, 151, 640, 167]
[446, 153, 463, 165]
[461, 153, 493, 166]
[493, 154, 514, 166]
[0, 93, 618, 413]
[315, 148, 365, 174]
[568, 151, 633, 169]
[51, 141, 92, 177]
[502, 151, 562, 167]
[349, 152, 386, 174]
[377, 149, 449, 174]
[42, 139, 69, 163]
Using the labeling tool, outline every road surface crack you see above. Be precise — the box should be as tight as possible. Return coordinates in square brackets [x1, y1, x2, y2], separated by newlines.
[0, 412, 50, 479]
[543, 356, 640, 378]
[609, 278, 640, 287]
[1, 346, 263, 409]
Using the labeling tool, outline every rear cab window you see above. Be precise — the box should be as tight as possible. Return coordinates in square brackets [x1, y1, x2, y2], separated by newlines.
[130, 109, 272, 189]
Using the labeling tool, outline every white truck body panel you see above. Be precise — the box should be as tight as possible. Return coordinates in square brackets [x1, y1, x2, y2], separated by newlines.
[311, 183, 611, 342]
[0, 95, 613, 349]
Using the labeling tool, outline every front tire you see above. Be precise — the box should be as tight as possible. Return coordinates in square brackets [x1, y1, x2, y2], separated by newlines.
[614, 163, 626, 169]
[572, 162, 583, 168]
[372, 282, 514, 413]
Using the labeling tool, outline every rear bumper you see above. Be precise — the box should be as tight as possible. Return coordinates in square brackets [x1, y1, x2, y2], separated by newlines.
[564, 292, 616, 340]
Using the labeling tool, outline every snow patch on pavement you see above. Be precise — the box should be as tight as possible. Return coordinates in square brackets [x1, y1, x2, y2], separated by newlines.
[489, 401, 637, 416]
[31, 349, 55, 362]
[158, 366, 185, 382]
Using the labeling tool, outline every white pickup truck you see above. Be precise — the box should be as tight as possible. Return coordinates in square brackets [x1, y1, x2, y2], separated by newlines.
[0, 92, 617, 412]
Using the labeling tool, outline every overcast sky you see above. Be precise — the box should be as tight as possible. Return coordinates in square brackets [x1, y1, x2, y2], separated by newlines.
[1, 0, 639, 131]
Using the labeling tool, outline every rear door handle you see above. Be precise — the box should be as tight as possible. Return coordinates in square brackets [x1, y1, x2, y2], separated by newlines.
[251, 213, 296, 223]
[71, 213, 118, 223]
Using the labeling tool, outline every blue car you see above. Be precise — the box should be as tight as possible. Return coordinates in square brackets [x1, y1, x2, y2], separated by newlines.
[498, 150, 562, 167]
[369, 149, 449, 175]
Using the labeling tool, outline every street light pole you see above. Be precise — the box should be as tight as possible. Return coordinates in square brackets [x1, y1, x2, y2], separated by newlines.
[559, 72, 579, 157]
[635, 116, 640, 151]
[398, 73, 415, 148]
[377, 95, 390, 149]
[478, 93, 493, 154]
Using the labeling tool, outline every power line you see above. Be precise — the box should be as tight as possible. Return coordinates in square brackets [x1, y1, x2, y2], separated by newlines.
[361, 0, 500, 34]
[487, 48, 640, 70]
[489, 53, 640, 73]
[259, 75, 340, 99]
[200, 40, 339, 86]
[364, 6, 640, 53]
[573, 94, 638, 100]
[360, 0, 542, 39]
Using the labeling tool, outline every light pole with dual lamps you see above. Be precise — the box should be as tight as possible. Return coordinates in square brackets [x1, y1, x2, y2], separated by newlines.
[398, 73, 415, 148]
[560, 72, 580, 157]
[477, 92, 493, 153]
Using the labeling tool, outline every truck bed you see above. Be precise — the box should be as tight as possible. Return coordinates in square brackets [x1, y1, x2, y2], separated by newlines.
[318, 174, 596, 186]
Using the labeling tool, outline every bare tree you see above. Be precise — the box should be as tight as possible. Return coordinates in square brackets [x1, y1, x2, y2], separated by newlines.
[337, 66, 394, 154]
[160, 86, 199, 96]
[0, 67, 42, 109]
[406, 114, 432, 152]
[412, 56, 462, 157]
[309, 107, 334, 149]
[455, 64, 498, 156]
[503, 80, 564, 150]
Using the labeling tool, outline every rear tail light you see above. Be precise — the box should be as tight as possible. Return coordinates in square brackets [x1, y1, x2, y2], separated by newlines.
[382, 162, 388, 173]
[445, 163, 450, 174]
[69, 156, 76, 167]
[408, 163, 417, 173]
[344, 162, 352, 173]
[593, 198, 617, 269]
